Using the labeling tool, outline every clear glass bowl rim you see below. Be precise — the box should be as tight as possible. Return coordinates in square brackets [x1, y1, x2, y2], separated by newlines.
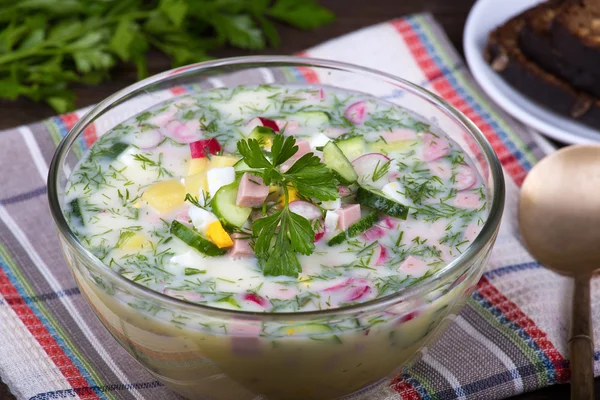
[47, 55, 505, 321]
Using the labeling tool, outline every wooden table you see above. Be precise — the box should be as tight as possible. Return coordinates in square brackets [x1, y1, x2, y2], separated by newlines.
[1, 0, 597, 399]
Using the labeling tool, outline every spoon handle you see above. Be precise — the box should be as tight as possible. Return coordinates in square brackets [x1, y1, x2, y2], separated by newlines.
[570, 274, 594, 400]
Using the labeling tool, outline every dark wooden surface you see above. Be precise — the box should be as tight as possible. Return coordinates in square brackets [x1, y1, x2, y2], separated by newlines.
[1, 0, 597, 399]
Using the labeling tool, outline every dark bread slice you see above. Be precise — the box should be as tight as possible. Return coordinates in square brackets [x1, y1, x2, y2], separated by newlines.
[550, 0, 600, 72]
[519, 2, 600, 98]
[486, 9, 600, 129]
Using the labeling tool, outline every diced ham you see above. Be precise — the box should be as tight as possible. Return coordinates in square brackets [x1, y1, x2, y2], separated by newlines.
[337, 204, 361, 230]
[453, 165, 477, 191]
[236, 173, 269, 207]
[230, 233, 254, 258]
[290, 140, 312, 161]
[464, 223, 480, 242]
[398, 256, 428, 275]
[429, 161, 452, 180]
[163, 289, 203, 302]
[423, 134, 450, 162]
[454, 192, 482, 209]
[275, 120, 300, 133]
[382, 128, 417, 142]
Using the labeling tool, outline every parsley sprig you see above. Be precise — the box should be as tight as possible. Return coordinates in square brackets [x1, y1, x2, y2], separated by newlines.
[237, 135, 338, 277]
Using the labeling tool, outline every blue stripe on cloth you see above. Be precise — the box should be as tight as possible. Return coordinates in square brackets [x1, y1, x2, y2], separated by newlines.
[471, 289, 558, 385]
[405, 17, 534, 173]
[29, 381, 163, 400]
[0, 287, 80, 307]
[0, 256, 107, 399]
[484, 262, 541, 279]
[0, 186, 47, 205]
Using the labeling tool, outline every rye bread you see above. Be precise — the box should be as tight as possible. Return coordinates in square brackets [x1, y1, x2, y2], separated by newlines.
[486, 10, 600, 129]
[519, 2, 600, 98]
[550, 0, 600, 72]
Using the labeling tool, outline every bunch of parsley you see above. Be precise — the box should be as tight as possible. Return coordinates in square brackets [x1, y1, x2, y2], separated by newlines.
[0, 0, 334, 112]
[237, 135, 338, 277]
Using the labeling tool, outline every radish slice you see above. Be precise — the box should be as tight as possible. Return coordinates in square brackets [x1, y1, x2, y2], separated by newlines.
[314, 230, 325, 242]
[382, 128, 417, 142]
[376, 245, 388, 266]
[324, 278, 354, 292]
[423, 133, 450, 162]
[190, 138, 222, 158]
[275, 120, 300, 133]
[319, 88, 325, 100]
[345, 101, 368, 124]
[135, 130, 163, 149]
[346, 285, 371, 301]
[381, 216, 397, 229]
[289, 200, 322, 220]
[313, 220, 326, 242]
[258, 117, 279, 132]
[453, 165, 477, 191]
[352, 153, 393, 189]
[164, 120, 203, 144]
[338, 186, 352, 196]
[362, 225, 386, 241]
[243, 292, 268, 308]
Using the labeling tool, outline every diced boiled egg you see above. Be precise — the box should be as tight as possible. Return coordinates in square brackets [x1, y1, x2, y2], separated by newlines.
[382, 182, 410, 204]
[188, 205, 218, 233]
[116, 147, 137, 166]
[324, 211, 339, 234]
[309, 133, 331, 150]
[321, 198, 341, 210]
[206, 166, 235, 196]
[169, 251, 205, 273]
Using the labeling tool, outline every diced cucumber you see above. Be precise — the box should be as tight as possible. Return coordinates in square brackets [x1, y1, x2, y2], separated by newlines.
[233, 159, 252, 173]
[334, 135, 365, 161]
[171, 220, 227, 256]
[323, 141, 358, 184]
[368, 139, 416, 154]
[100, 142, 129, 159]
[356, 186, 409, 219]
[328, 211, 378, 246]
[212, 182, 252, 228]
[289, 111, 330, 127]
[247, 126, 275, 147]
[69, 198, 84, 226]
[276, 324, 333, 336]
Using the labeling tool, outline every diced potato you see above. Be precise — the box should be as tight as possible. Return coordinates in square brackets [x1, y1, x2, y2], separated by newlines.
[142, 179, 185, 214]
[120, 233, 150, 251]
[184, 173, 208, 197]
[209, 155, 240, 169]
[188, 158, 209, 176]
[206, 221, 234, 248]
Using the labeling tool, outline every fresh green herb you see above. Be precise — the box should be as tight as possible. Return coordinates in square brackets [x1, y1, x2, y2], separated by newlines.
[372, 159, 391, 182]
[184, 268, 206, 276]
[0, 0, 334, 112]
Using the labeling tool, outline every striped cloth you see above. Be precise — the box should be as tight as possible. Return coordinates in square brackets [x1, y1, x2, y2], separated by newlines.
[0, 13, 598, 400]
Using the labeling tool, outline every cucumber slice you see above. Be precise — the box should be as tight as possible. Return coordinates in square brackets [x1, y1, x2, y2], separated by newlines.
[334, 135, 365, 161]
[323, 141, 358, 184]
[328, 211, 378, 246]
[248, 126, 275, 147]
[289, 111, 330, 127]
[233, 159, 252, 173]
[356, 186, 409, 219]
[171, 220, 227, 256]
[212, 182, 252, 228]
[368, 139, 416, 154]
[100, 142, 129, 159]
[69, 198, 84, 226]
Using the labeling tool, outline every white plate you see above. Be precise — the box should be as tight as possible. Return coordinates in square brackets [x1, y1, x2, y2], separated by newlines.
[464, 0, 600, 144]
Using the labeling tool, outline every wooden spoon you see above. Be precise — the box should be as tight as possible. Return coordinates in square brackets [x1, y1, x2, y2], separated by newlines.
[519, 145, 600, 400]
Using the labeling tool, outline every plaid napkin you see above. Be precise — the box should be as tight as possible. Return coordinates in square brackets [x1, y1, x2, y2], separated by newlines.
[0, 13, 598, 400]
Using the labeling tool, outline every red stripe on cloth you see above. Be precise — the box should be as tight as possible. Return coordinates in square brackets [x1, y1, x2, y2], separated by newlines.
[83, 125, 97, 148]
[390, 20, 528, 186]
[0, 269, 100, 399]
[477, 276, 570, 383]
[294, 52, 320, 84]
[389, 376, 422, 400]
[60, 113, 79, 131]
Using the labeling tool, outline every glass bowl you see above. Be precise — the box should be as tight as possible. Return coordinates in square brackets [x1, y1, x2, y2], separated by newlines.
[47, 56, 505, 400]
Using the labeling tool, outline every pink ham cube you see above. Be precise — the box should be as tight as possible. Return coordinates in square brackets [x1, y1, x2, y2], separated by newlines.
[229, 233, 254, 258]
[289, 140, 312, 161]
[236, 173, 269, 208]
[398, 256, 428, 275]
[337, 204, 361, 230]
[454, 192, 482, 209]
